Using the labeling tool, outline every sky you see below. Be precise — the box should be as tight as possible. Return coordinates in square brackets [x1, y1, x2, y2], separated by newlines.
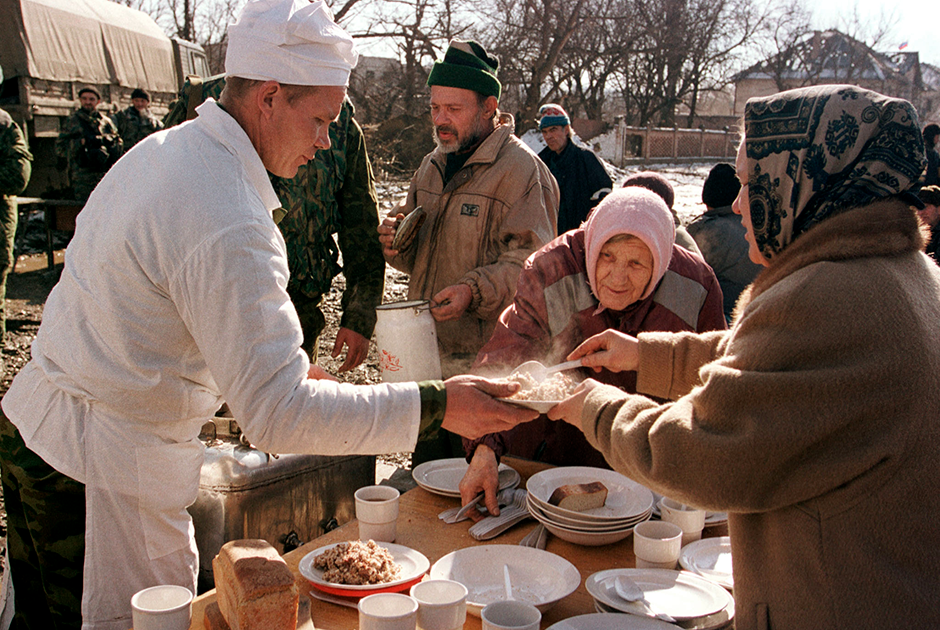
[813, 1, 940, 67]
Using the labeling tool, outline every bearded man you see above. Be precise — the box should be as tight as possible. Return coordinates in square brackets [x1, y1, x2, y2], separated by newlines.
[379, 40, 559, 464]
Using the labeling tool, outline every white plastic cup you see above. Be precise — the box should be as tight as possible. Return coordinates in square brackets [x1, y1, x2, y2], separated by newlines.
[633, 520, 683, 570]
[410, 579, 468, 630]
[356, 485, 401, 542]
[359, 592, 419, 630]
[480, 600, 541, 630]
[130, 584, 193, 630]
[659, 497, 707, 545]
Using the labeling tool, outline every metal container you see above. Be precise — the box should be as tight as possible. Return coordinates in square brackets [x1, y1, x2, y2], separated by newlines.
[374, 299, 443, 382]
[188, 419, 375, 592]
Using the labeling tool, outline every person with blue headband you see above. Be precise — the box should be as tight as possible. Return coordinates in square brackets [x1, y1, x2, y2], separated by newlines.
[537, 103, 612, 234]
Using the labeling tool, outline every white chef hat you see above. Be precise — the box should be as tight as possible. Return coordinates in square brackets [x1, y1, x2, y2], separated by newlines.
[225, 0, 358, 86]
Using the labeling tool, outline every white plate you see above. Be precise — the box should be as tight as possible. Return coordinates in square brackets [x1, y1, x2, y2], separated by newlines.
[586, 569, 730, 621]
[593, 597, 735, 630]
[527, 467, 653, 521]
[527, 495, 648, 530]
[502, 398, 559, 413]
[535, 516, 636, 546]
[412, 459, 520, 497]
[546, 612, 675, 629]
[650, 492, 728, 526]
[429, 545, 580, 616]
[298, 542, 430, 596]
[679, 536, 733, 590]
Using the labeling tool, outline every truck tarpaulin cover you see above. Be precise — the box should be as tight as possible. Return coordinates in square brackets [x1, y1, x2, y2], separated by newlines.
[0, 0, 178, 93]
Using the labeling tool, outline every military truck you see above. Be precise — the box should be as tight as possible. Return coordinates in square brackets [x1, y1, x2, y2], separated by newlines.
[0, 0, 210, 196]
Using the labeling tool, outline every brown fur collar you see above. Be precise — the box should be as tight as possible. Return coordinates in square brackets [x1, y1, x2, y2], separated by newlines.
[734, 198, 926, 317]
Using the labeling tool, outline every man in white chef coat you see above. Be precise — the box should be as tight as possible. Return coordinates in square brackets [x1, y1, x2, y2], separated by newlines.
[0, 1, 537, 628]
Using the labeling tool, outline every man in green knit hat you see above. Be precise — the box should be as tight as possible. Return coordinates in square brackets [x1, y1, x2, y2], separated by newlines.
[379, 40, 559, 465]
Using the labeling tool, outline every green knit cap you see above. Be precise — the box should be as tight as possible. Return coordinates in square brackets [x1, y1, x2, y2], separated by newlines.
[427, 40, 501, 99]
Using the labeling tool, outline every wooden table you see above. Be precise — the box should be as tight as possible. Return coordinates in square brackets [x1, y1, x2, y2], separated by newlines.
[188, 458, 728, 629]
[14, 197, 83, 271]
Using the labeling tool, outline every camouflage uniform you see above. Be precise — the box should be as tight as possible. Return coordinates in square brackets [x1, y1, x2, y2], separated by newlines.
[0, 108, 32, 337]
[111, 105, 164, 150]
[55, 107, 123, 201]
[0, 413, 85, 629]
[164, 76, 385, 358]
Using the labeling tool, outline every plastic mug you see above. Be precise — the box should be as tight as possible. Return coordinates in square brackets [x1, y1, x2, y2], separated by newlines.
[356, 485, 400, 542]
[410, 579, 468, 630]
[359, 592, 418, 630]
[633, 520, 683, 570]
[131, 584, 193, 630]
[659, 497, 707, 545]
[480, 600, 541, 630]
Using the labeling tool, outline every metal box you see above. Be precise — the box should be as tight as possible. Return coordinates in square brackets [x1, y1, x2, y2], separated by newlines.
[188, 420, 375, 592]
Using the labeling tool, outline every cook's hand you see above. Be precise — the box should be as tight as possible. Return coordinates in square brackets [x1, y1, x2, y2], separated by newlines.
[441, 375, 538, 439]
[458, 445, 500, 521]
[547, 378, 603, 427]
[307, 364, 339, 381]
[567, 329, 639, 373]
[378, 213, 403, 257]
[332, 327, 369, 372]
[430, 284, 472, 321]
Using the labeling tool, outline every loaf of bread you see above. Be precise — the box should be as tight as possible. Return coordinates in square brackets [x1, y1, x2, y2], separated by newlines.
[212, 539, 299, 630]
[204, 602, 230, 630]
[548, 482, 608, 512]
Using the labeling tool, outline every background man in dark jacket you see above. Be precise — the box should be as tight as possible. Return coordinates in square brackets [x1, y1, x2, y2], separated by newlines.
[537, 104, 612, 234]
[688, 163, 763, 321]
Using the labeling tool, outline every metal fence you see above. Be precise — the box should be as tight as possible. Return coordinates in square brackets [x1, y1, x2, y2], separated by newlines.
[613, 122, 740, 166]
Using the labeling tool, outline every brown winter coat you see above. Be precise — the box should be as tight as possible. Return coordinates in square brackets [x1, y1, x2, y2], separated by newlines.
[385, 115, 558, 375]
[580, 198, 940, 630]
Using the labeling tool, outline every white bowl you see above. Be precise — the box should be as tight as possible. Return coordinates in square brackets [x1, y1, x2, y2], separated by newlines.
[429, 545, 580, 616]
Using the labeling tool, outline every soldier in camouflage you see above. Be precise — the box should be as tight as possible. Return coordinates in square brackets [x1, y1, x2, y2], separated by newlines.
[55, 87, 123, 202]
[0, 104, 32, 339]
[164, 75, 384, 369]
[111, 88, 164, 151]
[2, 101, 82, 629]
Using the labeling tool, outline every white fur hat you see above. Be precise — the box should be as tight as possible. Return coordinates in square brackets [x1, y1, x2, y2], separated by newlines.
[225, 0, 358, 86]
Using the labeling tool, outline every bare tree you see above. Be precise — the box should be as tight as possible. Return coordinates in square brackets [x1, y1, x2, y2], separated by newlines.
[611, 0, 763, 127]
[473, 0, 590, 133]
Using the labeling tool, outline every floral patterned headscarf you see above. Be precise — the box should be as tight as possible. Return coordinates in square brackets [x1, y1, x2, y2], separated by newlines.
[743, 84, 925, 260]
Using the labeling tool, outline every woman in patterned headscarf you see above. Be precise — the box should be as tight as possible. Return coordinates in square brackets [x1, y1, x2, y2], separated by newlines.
[548, 85, 940, 630]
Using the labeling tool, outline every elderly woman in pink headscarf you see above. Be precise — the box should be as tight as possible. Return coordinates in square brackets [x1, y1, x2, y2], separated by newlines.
[458, 187, 726, 517]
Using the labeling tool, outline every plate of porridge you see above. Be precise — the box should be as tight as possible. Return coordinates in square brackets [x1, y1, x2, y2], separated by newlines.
[298, 540, 430, 597]
[501, 369, 579, 413]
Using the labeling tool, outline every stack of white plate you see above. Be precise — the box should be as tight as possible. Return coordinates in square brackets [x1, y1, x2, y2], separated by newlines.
[586, 568, 735, 630]
[525, 467, 654, 546]
[412, 458, 520, 498]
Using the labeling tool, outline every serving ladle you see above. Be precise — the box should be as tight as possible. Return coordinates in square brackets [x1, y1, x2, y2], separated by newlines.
[513, 359, 583, 382]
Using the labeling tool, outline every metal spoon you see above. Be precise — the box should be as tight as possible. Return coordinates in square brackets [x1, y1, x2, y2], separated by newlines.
[513, 359, 583, 382]
[613, 576, 676, 623]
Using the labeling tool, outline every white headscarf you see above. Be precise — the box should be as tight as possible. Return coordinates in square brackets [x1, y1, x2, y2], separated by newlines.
[225, 0, 358, 86]
[583, 187, 676, 305]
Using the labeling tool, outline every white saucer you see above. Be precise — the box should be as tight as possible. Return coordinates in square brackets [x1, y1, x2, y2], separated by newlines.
[679, 536, 733, 590]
